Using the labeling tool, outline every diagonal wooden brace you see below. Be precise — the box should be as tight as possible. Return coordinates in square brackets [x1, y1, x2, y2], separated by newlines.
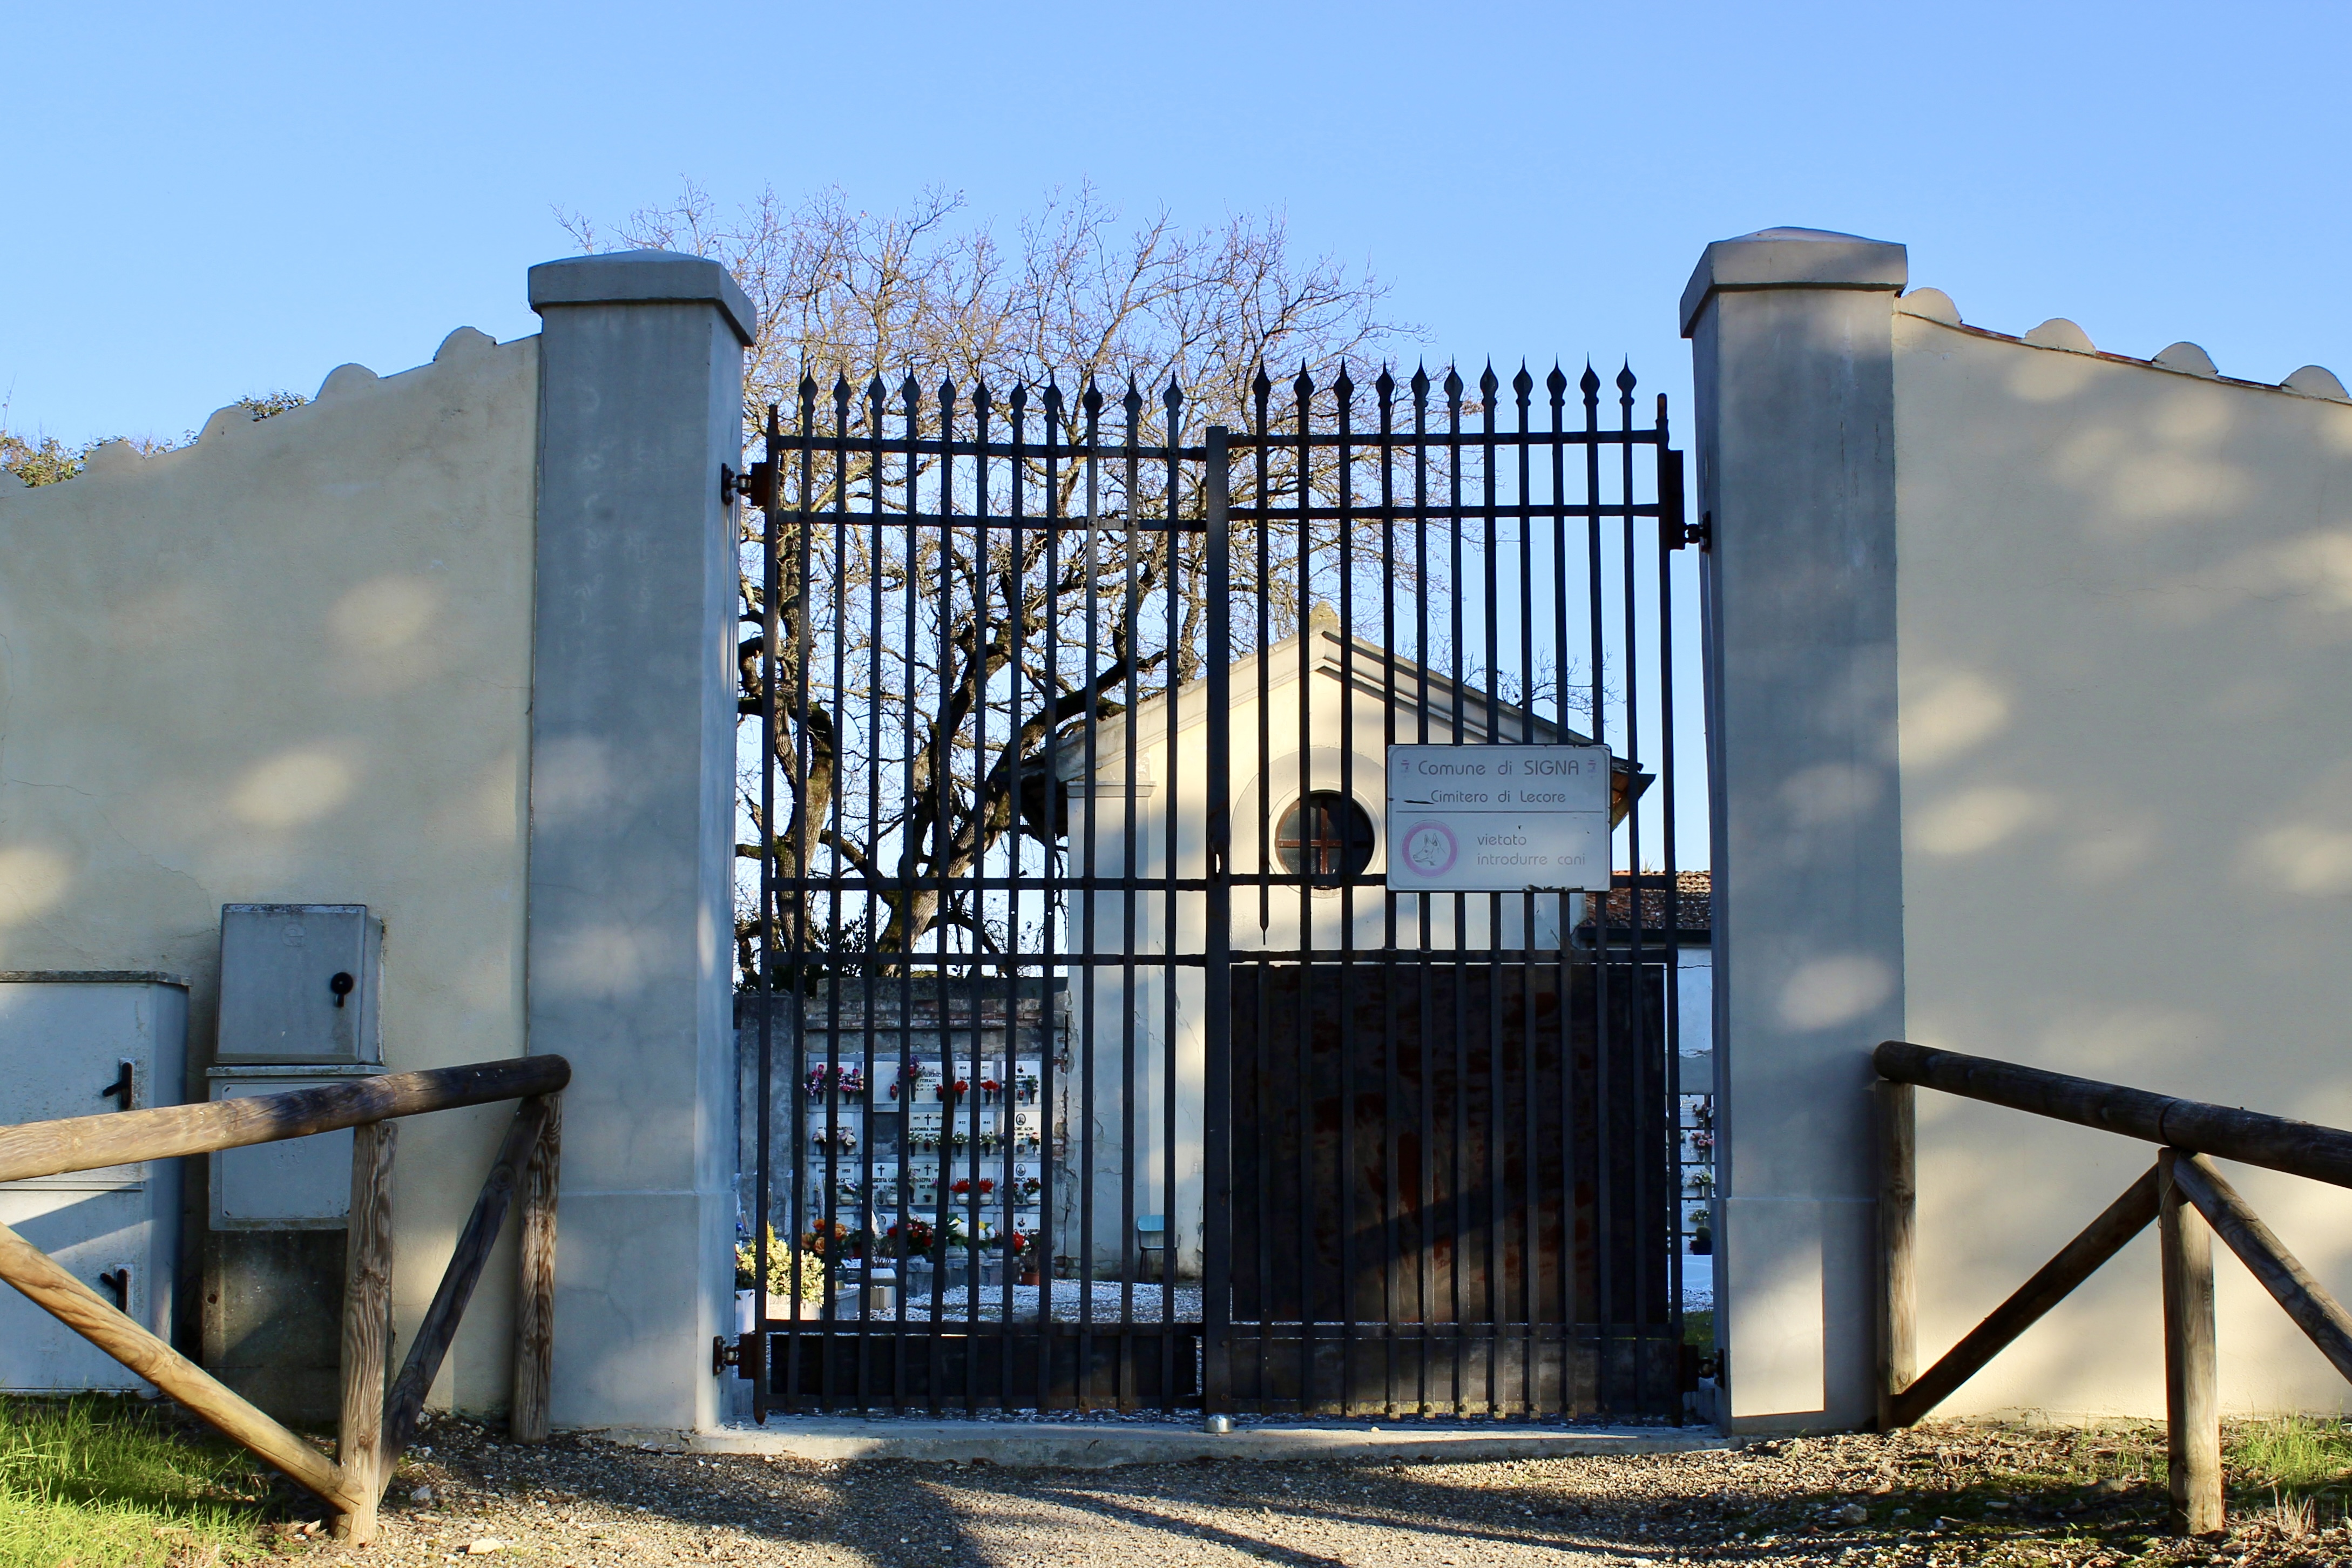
[380, 1095, 552, 1474]
[2167, 1151, 2352, 1383]
[1883, 1165, 2160, 1429]
[0, 1217, 359, 1516]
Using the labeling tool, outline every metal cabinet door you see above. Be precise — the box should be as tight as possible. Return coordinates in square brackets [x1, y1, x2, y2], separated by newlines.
[0, 1187, 153, 1393]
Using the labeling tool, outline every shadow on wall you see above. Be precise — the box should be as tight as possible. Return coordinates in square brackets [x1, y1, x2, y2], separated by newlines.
[1888, 288, 2352, 1418]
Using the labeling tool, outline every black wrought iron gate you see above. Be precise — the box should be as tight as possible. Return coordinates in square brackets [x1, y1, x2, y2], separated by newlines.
[734, 362, 1697, 1419]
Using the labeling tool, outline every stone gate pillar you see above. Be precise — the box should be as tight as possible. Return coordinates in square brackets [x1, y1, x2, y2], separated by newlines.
[1682, 228, 1908, 1434]
[526, 251, 754, 1431]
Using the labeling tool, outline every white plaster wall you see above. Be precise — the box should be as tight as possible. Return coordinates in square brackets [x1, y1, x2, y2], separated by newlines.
[0, 327, 540, 1414]
[1893, 309, 2352, 1417]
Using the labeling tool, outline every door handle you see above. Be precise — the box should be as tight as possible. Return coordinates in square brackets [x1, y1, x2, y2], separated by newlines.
[99, 1060, 134, 1107]
[98, 1268, 131, 1311]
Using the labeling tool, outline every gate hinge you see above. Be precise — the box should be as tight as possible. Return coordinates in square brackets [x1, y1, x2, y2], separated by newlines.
[1659, 448, 1708, 552]
[714, 1332, 761, 1380]
[722, 461, 776, 510]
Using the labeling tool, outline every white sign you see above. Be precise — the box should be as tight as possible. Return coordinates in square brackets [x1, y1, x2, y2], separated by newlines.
[1385, 744, 1613, 893]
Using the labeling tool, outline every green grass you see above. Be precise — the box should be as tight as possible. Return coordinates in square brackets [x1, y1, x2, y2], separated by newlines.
[1682, 1308, 1714, 1349]
[2228, 1412, 2352, 1495]
[1938, 1413, 2352, 1542]
[2000, 1414, 2352, 1501]
[0, 1396, 279, 1566]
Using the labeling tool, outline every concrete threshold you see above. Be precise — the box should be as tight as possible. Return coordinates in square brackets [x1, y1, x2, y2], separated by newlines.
[688, 1420, 1729, 1468]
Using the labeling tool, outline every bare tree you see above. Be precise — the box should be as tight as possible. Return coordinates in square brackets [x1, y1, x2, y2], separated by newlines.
[566, 184, 1429, 982]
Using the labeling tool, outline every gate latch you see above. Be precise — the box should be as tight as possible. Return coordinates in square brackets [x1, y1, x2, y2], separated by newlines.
[722, 461, 776, 510]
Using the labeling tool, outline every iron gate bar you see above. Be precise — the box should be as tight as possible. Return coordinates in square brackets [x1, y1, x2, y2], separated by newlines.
[1549, 368, 1576, 1419]
[1655, 397, 1688, 1387]
[1412, 369, 1435, 1413]
[1581, 364, 1615, 1411]
[1293, 367, 1313, 1410]
[1253, 369, 1273, 1402]
[1161, 386, 1184, 1408]
[744, 429, 1667, 462]
[1201, 422, 1234, 1414]
[1077, 381, 1098, 1406]
[1517, 368, 1539, 1415]
[1616, 364, 1649, 1416]
[1428, 369, 1458, 1410]
[1375, 375, 1402, 1414]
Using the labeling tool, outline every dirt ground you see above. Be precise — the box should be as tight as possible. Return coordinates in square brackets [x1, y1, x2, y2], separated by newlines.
[275, 1418, 2348, 1567]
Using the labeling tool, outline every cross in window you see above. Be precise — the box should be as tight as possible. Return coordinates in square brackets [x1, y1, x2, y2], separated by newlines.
[1278, 802, 1349, 876]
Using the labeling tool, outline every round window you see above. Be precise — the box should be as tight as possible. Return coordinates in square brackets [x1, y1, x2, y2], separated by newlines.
[1274, 792, 1376, 884]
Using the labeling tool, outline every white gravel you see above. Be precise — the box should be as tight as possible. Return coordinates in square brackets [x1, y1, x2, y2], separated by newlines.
[920, 1280, 1204, 1323]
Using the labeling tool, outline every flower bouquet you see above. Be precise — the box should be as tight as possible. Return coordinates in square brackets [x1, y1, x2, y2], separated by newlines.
[979, 1077, 1002, 1105]
[892, 1060, 932, 1100]
[1008, 1228, 1041, 1285]
[1015, 1071, 1040, 1103]
[887, 1216, 936, 1258]
[801, 1218, 851, 1259]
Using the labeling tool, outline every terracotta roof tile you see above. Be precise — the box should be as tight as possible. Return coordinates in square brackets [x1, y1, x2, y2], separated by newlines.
[1584, 870, 1711, 932]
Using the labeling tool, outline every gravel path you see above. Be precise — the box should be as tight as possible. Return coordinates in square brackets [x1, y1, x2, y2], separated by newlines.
[284, 1417, 2346, 1566]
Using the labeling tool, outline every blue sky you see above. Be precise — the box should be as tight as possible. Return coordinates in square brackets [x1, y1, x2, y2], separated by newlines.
[5, 0, 2347, 451]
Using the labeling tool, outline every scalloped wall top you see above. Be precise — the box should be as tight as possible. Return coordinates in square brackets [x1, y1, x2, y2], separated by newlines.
[82, 440, 143, 476]
[1896, 288, 1960, 325]
[315, 362, 382, 402]
[2023, 318, 2097, 353]
[1911, 296, 2341, 398]
[435, 327, 495, 363]
[2152, 342, 2218, 377]
[2283, 366, 2349, 401]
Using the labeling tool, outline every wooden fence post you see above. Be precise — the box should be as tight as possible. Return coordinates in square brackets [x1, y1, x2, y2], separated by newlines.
[511, 1093, 560, 1442]
[335, 1119, 396, 1543]
[2159, 1148, 2223, 1536]
[1877, 1079, 1916, 1429]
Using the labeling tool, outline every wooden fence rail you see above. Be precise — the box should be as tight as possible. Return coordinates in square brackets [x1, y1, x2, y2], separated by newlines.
[0, 1054, 569, 1545]
[1875, 1040, 2352, 1539]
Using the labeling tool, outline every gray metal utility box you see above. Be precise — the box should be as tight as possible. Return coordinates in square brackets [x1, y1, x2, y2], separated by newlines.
[206, 1065, 375, 1228]
[0, 972, 188, 1393]
[215, 904, 381, 1065]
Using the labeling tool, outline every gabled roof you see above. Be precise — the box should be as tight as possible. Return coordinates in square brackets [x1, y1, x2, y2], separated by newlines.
[1053, 604, 1596, 784]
